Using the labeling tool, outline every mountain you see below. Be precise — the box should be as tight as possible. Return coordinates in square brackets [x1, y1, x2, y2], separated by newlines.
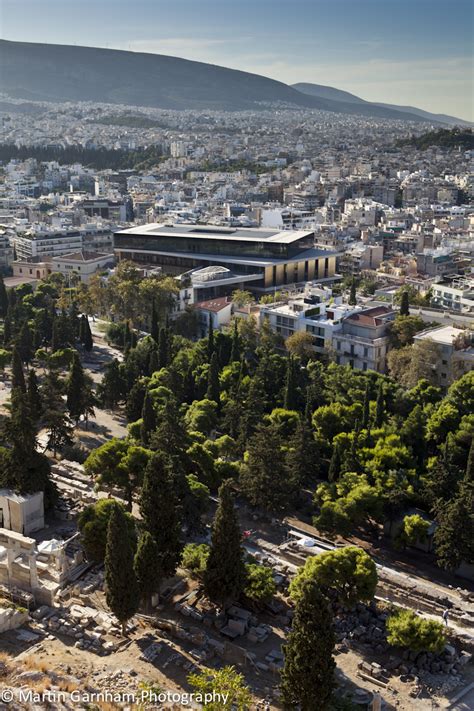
[292, 82, 470, 126]
[0, 40, 449, 122]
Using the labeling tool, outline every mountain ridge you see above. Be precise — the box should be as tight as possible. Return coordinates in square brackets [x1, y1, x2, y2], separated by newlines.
[292, 82, 470, 126]
[0, 39, 463, 124]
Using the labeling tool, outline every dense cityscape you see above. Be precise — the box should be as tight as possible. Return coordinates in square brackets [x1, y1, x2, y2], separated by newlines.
[0, 4, 473, 710]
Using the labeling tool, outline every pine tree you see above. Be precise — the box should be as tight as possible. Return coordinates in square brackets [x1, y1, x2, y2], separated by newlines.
[284, 355, 299, 410]
[0, 275, 8, 318]
[139, 452, 182, 578]
[207, 313, 214, 358]
[328, 440, 342, 482]
[17, 321, 33, 364]
[375, 381, 385, 427]
[280, 579, 336, 710]
[348, 279, 357, 306]
[150, 299, 159, 342]
[362, 381, 370, 429]
[11, 346, 26, 392]
[203, 480, 246, 608]
[158, 327, 168, 368]
[27, 368, 42, 419]
[140, 390, 157, 445]
[400, 290, 410, 316]
[134, 530, 163, 612]
[230, 320, 240, 362]
[206, 351, 221, 407]
[104, 504, 139, 635]
[240, 422, 292, 511]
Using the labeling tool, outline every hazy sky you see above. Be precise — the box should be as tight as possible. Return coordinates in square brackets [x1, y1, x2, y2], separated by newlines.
[1, 0, 473, 120]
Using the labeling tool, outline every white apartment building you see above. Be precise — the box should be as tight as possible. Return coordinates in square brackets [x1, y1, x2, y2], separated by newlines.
[260, 285, 359, 357]
[431, 278, 474, 313]
[414, 325, 474, 385]
[332, 306, 396, 373]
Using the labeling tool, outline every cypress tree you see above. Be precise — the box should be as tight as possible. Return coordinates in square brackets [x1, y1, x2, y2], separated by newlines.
[98, 359, 125, 409]
[203, 480, 246, 608]
[207, 313, 214, 359]
[284, 355, 298, 411]
[362, 381, 370, 429]
[6, 387, 37, 461]
[375, 381, 385, 427]
[158, 327, 168, 368]
[3, 312, 12, 345]
[83, 317, 93, 351]
[427, 435, 463, 508]
[0, 275, 8, 318]
[139, 452, 182, 578]
[240, 422, 292, 511]
[286, 415, 319, 487]
[27, 368, 42, 418]
[280, 579, 336, 710]
[125, 378, 147, 423]
[140, 390, 157, 445]
[134, 530, 163, 612]
[11, 346, 26, 392]
[104, 504, 139, 635]
[42, 369, 74, 457]
[328, 440, 342, 482]
[17, 321, 33, 364]
[69, 301, 80, 338]
[51, 318, 61, 352]
[433, 480, 474, 572]
[230, 320, 240, 362]
[150, 299, 159, 342]
[66, 353, 83, 422]
[466, 436, 473, 482]
[151, 396, 189, 471]
[4, 387, 50, 494]
[206, 351, 221, 407]
[79, 314, 86, 344]
[348, 279, 357, 306]
[400, 290, 410, 316]
[148, 348, 159, 375]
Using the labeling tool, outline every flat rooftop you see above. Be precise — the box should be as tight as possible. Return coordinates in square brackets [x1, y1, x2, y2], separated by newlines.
[116, 223, 314, 245]
[415, 325, 473, 345]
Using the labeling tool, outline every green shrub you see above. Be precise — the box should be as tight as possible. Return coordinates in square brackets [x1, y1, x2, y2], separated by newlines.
[181, 543, 210, 580]
[244, 563, 276, 603]
[290, 546, 377, 607]
[386, 609, 446, 653]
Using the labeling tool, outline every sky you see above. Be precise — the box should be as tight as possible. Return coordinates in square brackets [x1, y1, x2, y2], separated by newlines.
[1, 0, 473, 120]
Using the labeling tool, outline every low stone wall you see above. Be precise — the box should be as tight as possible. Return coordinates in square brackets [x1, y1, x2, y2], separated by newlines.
[0, 606, 29, 633]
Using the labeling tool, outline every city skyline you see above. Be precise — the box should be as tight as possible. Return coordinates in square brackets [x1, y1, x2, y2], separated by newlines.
[1, 0, 472, 121]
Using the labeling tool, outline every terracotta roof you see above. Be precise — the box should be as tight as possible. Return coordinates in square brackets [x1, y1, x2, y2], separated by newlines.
[194, 296, 232, 313]
[345, 305, 395, 327]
